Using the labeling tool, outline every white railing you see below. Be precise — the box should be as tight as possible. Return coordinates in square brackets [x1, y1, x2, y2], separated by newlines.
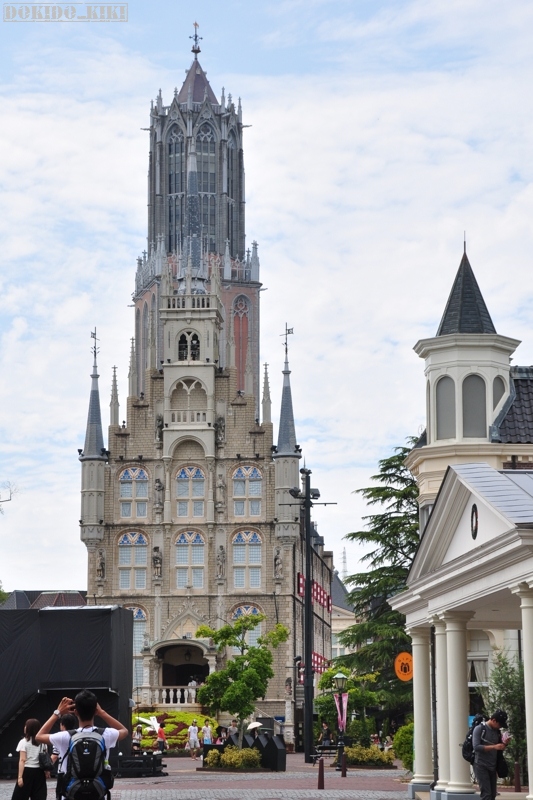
[150, 686, 202, 706]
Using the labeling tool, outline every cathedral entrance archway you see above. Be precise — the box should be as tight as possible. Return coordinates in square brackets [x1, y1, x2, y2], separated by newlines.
[156, 642, 209, 687]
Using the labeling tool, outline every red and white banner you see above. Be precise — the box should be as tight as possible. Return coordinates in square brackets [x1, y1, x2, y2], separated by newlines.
[334, 692, 349, 732]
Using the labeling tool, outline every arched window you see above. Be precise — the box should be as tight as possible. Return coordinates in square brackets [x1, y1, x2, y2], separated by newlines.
[232, 531, 262, 589]
[232, 605, 262, 648]
[177, 331, 201, 361]
[436, 376, 456, 440]
[126, 607, 147, 689]
[142, 302, 149, 372]
[175, 531, 205, 588]
[493, 376, 505, 409]
[176, 467, 205, 518]
[232, 466, 262, 517]
[118, 532, 148, 590]
[227, 132, 238, 253]
[119, 468, 148, 518]
[170, 378, 207, 423]
[463, 374, 487, 438]
[196, 124, 216, 253]
[168, 129, 185, 252]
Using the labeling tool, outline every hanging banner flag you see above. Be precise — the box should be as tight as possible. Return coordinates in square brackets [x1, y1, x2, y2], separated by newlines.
[341, 692, 349, 732]
[334, 692, 343, 731]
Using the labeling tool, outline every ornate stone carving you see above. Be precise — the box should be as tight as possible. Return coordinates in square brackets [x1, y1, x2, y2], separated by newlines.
[216, 545, 226, 579]
[215, 416, 225, 444]
[96, 548, 106, 580]
[274, 547, 283, 579]
[154, 478, 164, 506]
[152, 546, 162, 578]
[155, 413, 164, 442]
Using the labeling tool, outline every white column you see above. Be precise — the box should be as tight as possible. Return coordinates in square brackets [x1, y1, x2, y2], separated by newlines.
[515, 586, 533, 800]
[433, 619, 450, 792]
[409, 627, 433, 787]
[444, 613, 474, 794]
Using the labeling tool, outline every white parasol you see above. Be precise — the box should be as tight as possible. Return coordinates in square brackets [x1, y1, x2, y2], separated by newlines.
[247, 721, 262, 731]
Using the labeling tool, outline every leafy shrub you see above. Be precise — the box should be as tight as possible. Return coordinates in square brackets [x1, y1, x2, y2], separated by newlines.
[393, 723, 414, 772]
[219, 745, 262, 770]
[205, 749, 221, 768]
[344, 744, 395, 767]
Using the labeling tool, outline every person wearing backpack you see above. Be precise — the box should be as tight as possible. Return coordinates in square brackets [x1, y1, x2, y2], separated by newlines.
[36, 692, 128, 800]
[472, 709, 508, 800]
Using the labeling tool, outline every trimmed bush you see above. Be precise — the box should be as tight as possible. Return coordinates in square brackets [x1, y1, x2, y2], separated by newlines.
[218, 745, 262, 770]
[393, 722, 414, 772]
[205, 749, 221, 768]
[344, 744, 395, 767]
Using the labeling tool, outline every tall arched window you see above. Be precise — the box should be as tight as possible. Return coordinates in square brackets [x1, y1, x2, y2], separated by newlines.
[232, 530, 262, 589]
[233, 296, 249, 392]
[119, 468, 149, 518]
[126, 607, 147, 689]
[168, 129, 185, 252]
[118, 532, 148, 590]
[227, 132, 238, 254]
[232, 605, 262, 647]
[436, 376, 456, 440]
[175, 531, 205, 588]
[197, 124, 216, 252]
[170, 378, 207, 423]
[233, 466, 262, 517]
[463, 374, 487, 438]
[177, 331, 201, 361]
[493, 376, 505, 409]
[176, 467, 205, 518]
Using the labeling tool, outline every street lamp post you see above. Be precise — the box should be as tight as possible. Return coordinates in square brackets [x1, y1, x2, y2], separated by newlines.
[333, 672, 348, 773]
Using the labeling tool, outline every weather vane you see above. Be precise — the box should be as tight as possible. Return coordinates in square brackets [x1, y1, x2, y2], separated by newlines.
[280, 323, 294, 357]
[91, 328, 100, 359]
[190, 21, 202, 58]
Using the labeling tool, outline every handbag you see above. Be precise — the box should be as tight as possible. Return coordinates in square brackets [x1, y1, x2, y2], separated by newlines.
[496, 750, 509, 779]
[38, 745, 54, 772]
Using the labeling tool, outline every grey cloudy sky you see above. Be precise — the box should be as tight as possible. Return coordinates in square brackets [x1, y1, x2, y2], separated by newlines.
[2, 0, 533, 589]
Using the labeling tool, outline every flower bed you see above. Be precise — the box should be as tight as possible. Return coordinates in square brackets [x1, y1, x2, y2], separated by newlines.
[132, 710, 218, 752]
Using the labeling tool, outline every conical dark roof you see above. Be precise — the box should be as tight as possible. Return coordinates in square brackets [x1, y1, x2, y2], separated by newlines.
[437, 252, 496, 336]
[178, 59, 218, 104]
[277, 356, 297, 455]
[81, 351, 106, 460]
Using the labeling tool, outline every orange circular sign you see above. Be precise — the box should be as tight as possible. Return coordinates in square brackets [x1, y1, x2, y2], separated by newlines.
[394, 652, 413, 681]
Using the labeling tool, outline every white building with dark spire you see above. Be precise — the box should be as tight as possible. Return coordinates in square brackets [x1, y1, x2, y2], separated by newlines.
[78, 35, 333, 742]
[392, 251, 533, 800]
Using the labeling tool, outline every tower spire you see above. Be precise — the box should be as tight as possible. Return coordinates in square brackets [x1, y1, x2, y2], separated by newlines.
[81, 329, 105, 461]
[277, 325, 297, 454]
[110, 366, 119, 427]
[262, 363, 271, 424]
[437, 251, 496, 336]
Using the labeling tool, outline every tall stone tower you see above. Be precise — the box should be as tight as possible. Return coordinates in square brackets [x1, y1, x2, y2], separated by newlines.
[79, 34, 333, 740]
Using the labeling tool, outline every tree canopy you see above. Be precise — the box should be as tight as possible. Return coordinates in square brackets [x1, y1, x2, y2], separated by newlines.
[338, 441, 419, 711]
[196, 614, 288, 743]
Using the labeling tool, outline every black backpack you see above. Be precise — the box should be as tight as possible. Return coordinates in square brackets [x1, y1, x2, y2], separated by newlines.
[462, 715, 484, 764]
[59, 728, 114, 800]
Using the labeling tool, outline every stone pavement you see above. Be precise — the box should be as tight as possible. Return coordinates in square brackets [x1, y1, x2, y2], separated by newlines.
[0, 754, 410, 800]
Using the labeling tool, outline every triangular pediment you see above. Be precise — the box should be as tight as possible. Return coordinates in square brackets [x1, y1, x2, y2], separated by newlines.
[167, 98, 186, 129]
[410, 464, 521, 581]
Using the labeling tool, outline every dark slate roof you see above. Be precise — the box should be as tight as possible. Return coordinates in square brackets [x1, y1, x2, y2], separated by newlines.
[277, 356, 298, 455]
[1, 590, 87, 609]
[437, 252, 496, 336]
[178, 59, 218, 105]
[81, 353, 105, 461]
[492, 367, 533, 444]
[331, 571, 355, 613]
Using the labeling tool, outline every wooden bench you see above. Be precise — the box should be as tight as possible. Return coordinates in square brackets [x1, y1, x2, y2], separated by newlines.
[312, 745, 339, 765]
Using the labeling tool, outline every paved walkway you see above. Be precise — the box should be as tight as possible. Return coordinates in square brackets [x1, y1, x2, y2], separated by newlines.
[0, 754, 410, 800]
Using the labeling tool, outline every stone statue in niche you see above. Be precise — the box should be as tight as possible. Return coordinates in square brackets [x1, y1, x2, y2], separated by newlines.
[154, 478, 165, 506]
[216, 545, 226, 579]
[215, 475, 226, 507]
[152, 546, 162, 578]
[215, 416, 225, 444]
[274, 548, 283, 579]
[155, 414, 164, 442]
[96, 549, 106, 580]
[285, 677, 292, 696]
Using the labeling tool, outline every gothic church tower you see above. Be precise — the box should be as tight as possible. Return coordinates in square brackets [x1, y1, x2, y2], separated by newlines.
[79, 33, 333, 739]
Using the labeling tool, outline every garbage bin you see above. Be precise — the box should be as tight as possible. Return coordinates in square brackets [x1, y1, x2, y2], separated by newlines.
[252, 733, 269, 768]
[265, 735, 286, 772]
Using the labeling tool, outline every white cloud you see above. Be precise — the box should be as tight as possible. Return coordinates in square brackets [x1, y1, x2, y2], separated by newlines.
[2, 2, 533, 589]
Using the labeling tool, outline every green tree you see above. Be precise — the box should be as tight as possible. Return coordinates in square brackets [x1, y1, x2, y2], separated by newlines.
[314, 666, 381, 741]
[0, 581, 7, 604]
[196, 614, 289, 746]
[484, 650, 527, 780]
[338, 441, 419, 713]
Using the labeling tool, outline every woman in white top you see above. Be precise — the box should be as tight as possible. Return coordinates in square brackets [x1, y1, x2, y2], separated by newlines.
[12, 718, 48, 800]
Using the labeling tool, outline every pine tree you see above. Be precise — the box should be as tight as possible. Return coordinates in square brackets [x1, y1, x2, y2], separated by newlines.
[338, 441, 419, 710]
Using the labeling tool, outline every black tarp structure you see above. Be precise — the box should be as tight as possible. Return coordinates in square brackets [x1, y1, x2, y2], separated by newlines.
[0, 606, 132, 762]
